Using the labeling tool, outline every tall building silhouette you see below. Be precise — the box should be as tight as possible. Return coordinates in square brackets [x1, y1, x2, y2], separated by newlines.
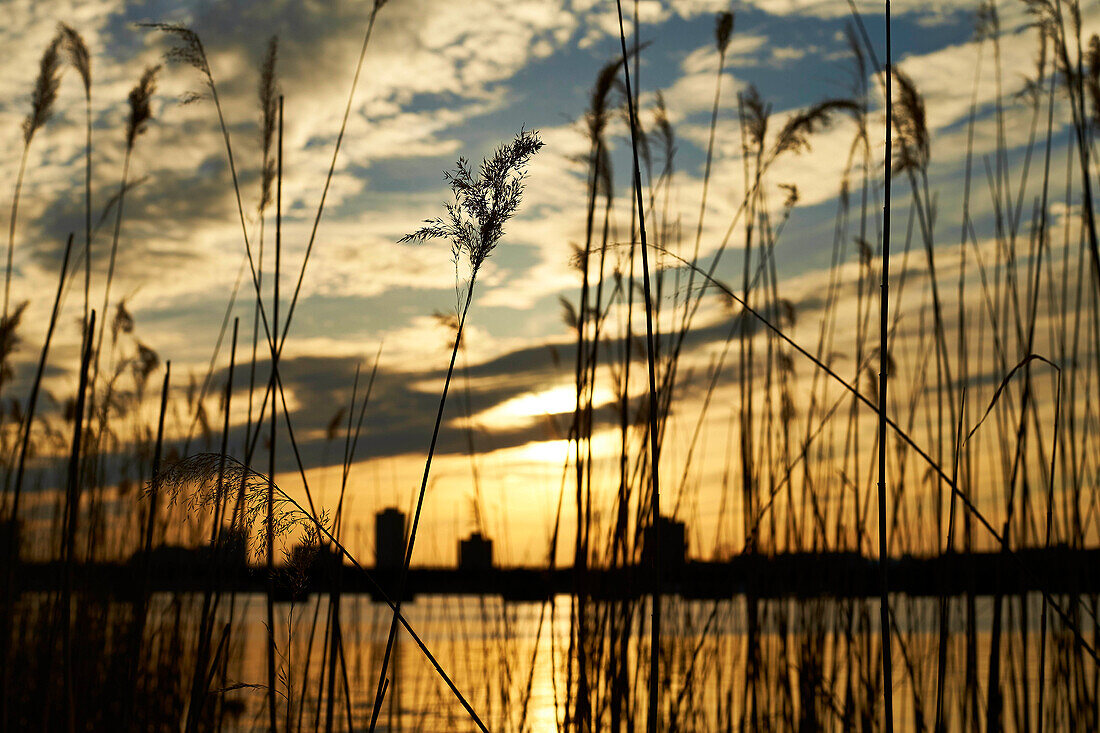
[374, 508, 406, 569]
[642, 515, 687, 569]
[0, 519, 20, 562]
[459, 532, 493, 571]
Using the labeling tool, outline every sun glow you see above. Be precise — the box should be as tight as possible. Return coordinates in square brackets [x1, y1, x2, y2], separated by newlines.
[514, 437, 571, 465]
[464, 383, 615, 430]
[511, 428, 621, 466]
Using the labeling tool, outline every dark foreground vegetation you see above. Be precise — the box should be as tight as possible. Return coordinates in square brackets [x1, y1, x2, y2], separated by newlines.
[4, 0, 1100, 730]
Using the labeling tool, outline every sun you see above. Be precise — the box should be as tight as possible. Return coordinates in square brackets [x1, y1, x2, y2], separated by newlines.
[468, 383, 614, 431]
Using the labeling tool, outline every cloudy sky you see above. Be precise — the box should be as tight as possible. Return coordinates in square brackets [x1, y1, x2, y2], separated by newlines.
[3, 0, 1096, 565]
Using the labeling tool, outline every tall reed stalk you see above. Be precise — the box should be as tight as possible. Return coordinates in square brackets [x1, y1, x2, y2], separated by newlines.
[612, 2, 662, 729]
[0, 233, 73, 726]
[264, 95, 284, 733]
[184, 317, 237, 733]
[59, 309, 95, 731]
[93, 65, 159, 400]
[878, 2, 896, 729]
[5, 34, 62, 320]
[59, 25, 92, 324]
[367, 129, 542, 732]
[124, 360, 170, 733]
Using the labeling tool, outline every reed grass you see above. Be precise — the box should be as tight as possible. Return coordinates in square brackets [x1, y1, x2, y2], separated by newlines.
[58, 24, 92, 326]
[5, 4, 1100, 731]
[367, 128, 543, 732]
[879, 3, 896, 727]
[5, 33, 62, 320]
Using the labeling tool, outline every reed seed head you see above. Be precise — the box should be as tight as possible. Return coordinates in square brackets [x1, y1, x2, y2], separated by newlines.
[1087, 34, 1100, 128]
[891, 68, 929, 176]
[140, 22, 211, 106]
[742, 86, 770, 154]
[126, 65, 160, 150]
[111, 300, 134, 344]
[653, 90, 675, 171]
[133, 342, 160, 394]
[715, 11, 734, 56]
[59, 23, 91, 97]
[23, 34, 64, 145]
[587, 58, 623, 145]
[773, 98, 859, 159]
[974, 0, 999, 42]
[259, 35, 279, 213]
[141, 22, 210, 77]
[153, 452, 328, 559]
[401, 129, 544, 275]
[325, 407, 347, 442]
[0, 302, 28, 389]
[779, 183, 799, 209]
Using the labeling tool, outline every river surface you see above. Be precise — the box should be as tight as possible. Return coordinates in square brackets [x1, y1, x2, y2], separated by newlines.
[185, 592, 1093, 732]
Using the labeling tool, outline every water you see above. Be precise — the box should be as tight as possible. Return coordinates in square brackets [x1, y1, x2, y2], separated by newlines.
[202, 591, 1099, 731]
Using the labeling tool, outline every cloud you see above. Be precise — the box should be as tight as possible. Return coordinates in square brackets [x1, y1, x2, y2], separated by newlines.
[5, 0, 1099, 563]
[0, 0, 580, 302]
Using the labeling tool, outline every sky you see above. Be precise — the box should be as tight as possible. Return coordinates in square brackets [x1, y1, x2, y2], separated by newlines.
[2, 0, 1098, 566]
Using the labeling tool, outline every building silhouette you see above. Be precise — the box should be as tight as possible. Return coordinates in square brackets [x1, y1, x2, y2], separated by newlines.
[0, 519, 20, 562]
[459, 532, 493, 571]
[374, 508, 406, 569]
[642, 515, 687, 569]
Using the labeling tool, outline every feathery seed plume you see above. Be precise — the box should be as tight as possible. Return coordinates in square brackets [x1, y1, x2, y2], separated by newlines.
[133, 342, 160, 393]
[401, 129, 544, 275]
[1087, 34, 1100, 127]
[142, 22, 209, 76]
[126, 65, 160, 150]
[140, 23, 211, 104]
[773, 99, 860, 158]
[653, 90, 676, 173]
[588, 58, 623, 144]
[891, 68, 929, 175]
[152, 453, 327, 558]
[259, 36, 279, 213]
[111, 300, 134, 343]
[23, 34, 64, 144]
[0, 302, 28, 389]
[59, 23, 91, 96]
[742, 85, 770, 153]
[716, 11, 734, 56]
[974, 0, 999, 42]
